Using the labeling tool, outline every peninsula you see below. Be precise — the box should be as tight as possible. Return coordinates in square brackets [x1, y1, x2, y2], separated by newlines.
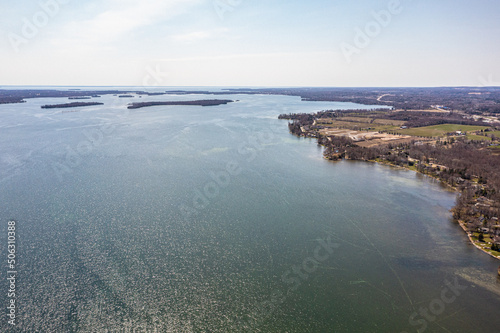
[279, 101, 500, 260]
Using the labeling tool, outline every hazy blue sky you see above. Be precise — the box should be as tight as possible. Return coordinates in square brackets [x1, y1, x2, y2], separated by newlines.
[0, 0, 499, 87]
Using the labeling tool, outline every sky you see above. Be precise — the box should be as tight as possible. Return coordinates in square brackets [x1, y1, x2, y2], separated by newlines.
[0, 0, 499, 87]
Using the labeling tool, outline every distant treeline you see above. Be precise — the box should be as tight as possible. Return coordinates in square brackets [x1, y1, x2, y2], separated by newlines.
[165, 90, 243, 95]
[250, 87, 500, 114]
[4, 87, 500, 114]
[4, 87, 500, 115]
[0, 89, 168, 105]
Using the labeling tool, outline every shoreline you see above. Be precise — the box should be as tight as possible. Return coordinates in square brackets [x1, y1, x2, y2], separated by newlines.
[369, 158, 458, 191]
[457, 220, 500, 261]
[319, 145, 500, 262]
[350, 157, 500, 261]
[279, 108, 500, 264]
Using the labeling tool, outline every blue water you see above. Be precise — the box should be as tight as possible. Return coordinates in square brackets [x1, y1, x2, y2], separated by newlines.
[1, 89, 499, 332]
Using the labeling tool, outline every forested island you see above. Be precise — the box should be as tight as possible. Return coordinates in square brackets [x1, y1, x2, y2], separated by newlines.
[127, 99, 234, 109]
[41, 102, 104, 109]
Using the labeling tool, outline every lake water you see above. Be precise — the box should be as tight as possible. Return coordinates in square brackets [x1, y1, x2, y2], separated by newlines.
[1, 89, 499, 332]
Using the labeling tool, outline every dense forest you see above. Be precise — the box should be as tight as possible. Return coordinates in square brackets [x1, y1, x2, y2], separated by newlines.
[127, 100, 234, 109]
[41, 102, 104, 109]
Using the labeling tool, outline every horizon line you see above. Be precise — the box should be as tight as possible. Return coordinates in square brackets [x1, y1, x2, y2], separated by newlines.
[1, 85, 500, 89]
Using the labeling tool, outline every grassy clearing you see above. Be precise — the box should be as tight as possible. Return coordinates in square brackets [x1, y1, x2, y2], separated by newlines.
[343, 111, 390, 117]
[374, 125, 401, 132]
[319, 121, 368, 127]
[318, 120, 370, 127]
[322, 116, 405, 127]
[338, 116, 372, 123]
[467, 134, 492, 141]
[393, 109, 450, 113]
[487, 131, 500, 137]
[318, 120, 399, 132]
[396, 124, 490, 137]
[372, 119, 406, 126]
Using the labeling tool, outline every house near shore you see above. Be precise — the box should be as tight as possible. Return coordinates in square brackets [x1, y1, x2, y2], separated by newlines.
[474, 197, 494, 209]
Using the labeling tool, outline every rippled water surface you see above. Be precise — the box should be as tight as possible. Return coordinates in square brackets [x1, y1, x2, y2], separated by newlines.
[1, 88, 500, 332]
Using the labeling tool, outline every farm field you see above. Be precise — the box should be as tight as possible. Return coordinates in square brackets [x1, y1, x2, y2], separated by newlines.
[467, 134, 492, 141]
[316, 119, 399, 132]
[488, 131, 500, 137]
[396, 124, 490, 137]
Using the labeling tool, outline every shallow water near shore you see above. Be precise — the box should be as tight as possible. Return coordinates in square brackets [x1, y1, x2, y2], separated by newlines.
[1, 88, 499, 332]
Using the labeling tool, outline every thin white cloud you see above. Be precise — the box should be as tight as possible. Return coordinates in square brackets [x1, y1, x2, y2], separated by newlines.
[172, 28, 229, 43]
[155, 50, 339, 63]
[53, 0, 202, 47]
[173, 31, 211, 42]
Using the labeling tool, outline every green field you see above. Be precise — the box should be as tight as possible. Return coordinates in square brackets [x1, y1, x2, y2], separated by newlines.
[331, 117, 406, 127]
[372, 119, 406, 126]
[487, 131, 500, 137]
[466, 134, 492, 141]
[319, 120, 399, 132]
[396, 124, 490, 138]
